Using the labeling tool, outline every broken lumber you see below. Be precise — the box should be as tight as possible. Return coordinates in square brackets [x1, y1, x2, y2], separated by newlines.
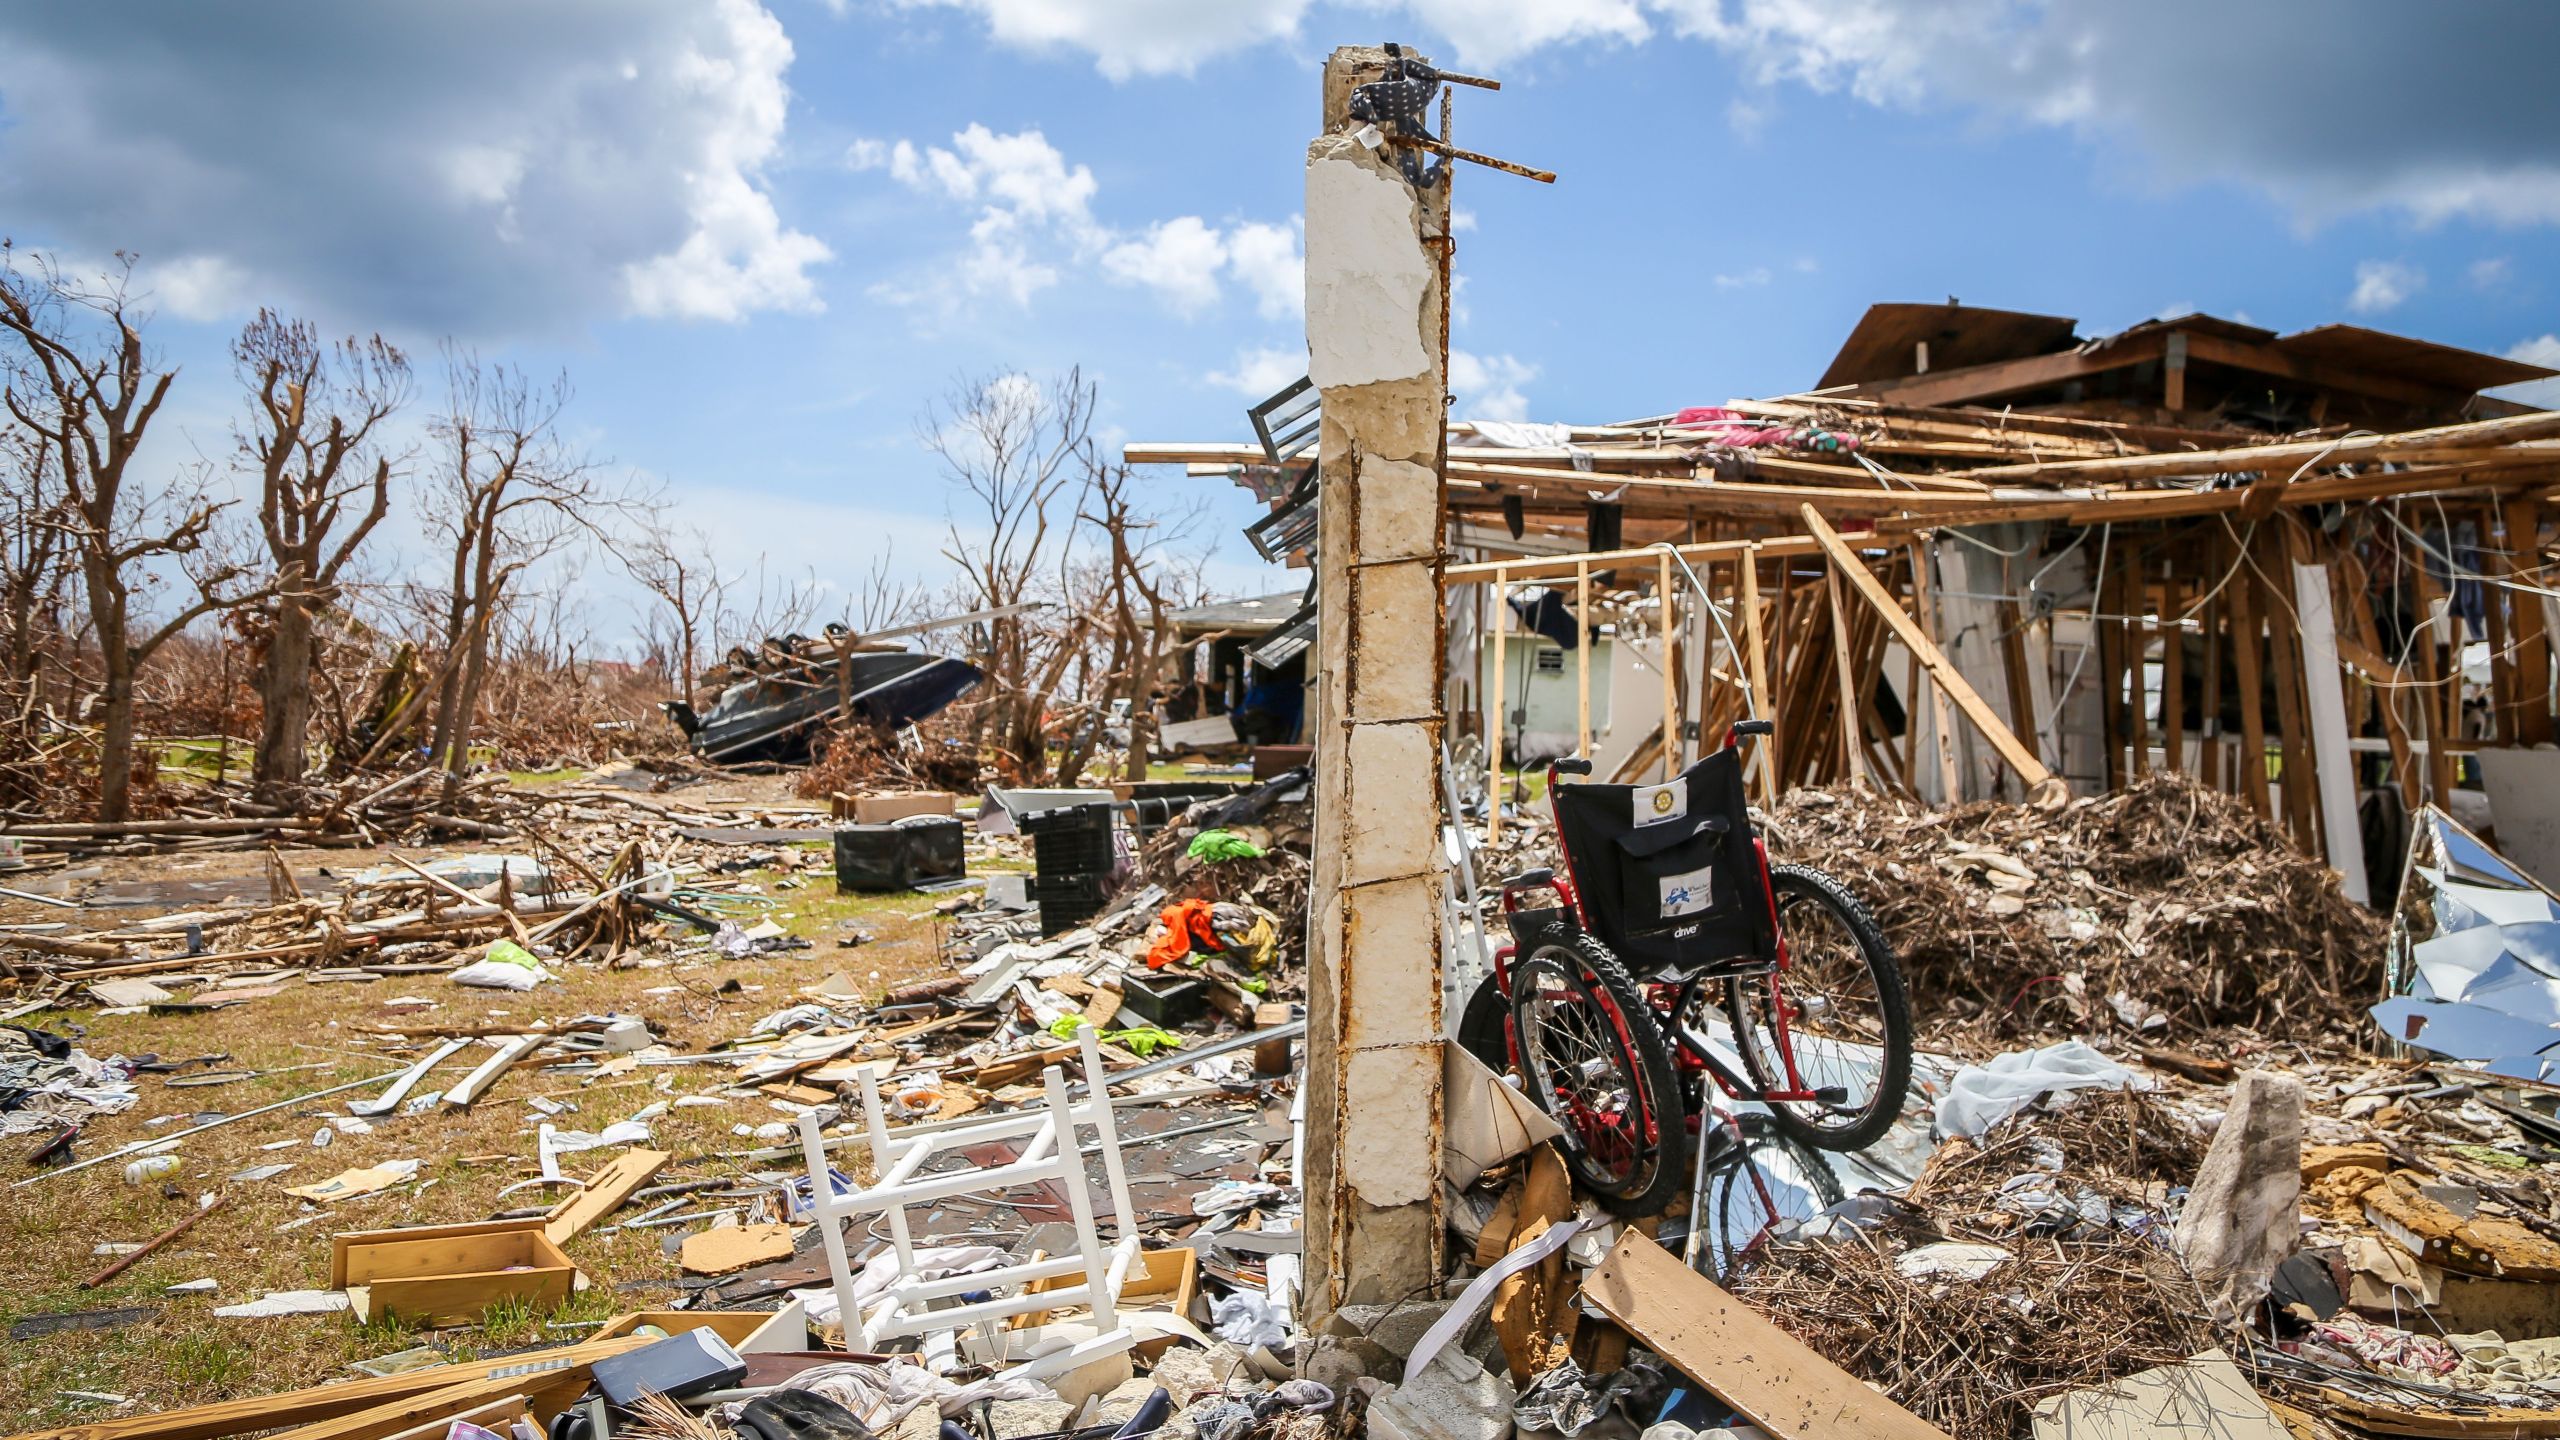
[1801, 504, 2067, 807]
[543, 1149, 671, 1247]
[1582, 1230, 1957, 1440]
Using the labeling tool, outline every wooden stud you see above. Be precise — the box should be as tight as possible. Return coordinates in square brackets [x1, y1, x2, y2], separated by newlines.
[2161, 569, 2187, 775]
[1906, 540, 1962, 802]
[2261, 526, 2320, 855]
[2505, 496, 2554, 746]
[1824, 562, 1869, 789]
[2409, 538, 2460, 801]
[2127, 551, 2152, 777]
[2229, 538, 2271, 818]
[1739, 548, 1775, 805]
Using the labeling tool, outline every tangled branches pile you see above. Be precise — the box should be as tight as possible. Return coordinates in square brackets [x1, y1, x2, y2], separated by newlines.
[1733, 1089, 2218, 1440]
[1764, 772, 2382, 1043]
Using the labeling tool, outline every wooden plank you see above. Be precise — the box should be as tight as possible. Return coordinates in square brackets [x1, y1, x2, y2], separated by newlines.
[1905, 541, 1960, 802]
[1822, 564, 1868, 790]
[2097, 548, 2127, 791]
[1445, 533, 1825, 585]
[2161, 570, 2187, 775]
[2260, 528, 2319, 854]
[2229, 546, 2272, 817]
[1865, 329, 2167, 410]
[2199, 553, 2225, 791]
[2410, 544, 2460, 801]
[2292, 554, 2370, 901]
[1490, 1147, 1576, 1383]
[2506, 497, 2554, 746]
[1582, 1231, 1956, 1440]
[2127, 549, 2152, 777]
[1799, 507, 2064, 804]
[9, 1338, 647, 1440]
[543, 1149, 672, 1247]
[1959, 407, 2560, 485]
[1739, 549, 1775, 805]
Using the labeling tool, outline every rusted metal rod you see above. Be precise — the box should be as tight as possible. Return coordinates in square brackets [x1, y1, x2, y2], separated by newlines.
[1384, 132, 1555, 183]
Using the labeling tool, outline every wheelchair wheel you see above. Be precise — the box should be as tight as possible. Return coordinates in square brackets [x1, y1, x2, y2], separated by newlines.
[1456, 970, 1513, 1075]
[1697, 1113, 1844, 1283]
[1726, 864, 1913, 1152]
[1509, 926, 1686, 1216]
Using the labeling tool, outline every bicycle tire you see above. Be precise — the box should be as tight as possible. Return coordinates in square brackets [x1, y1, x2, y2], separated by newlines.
[1700, 1113, 1846, 1281]
[1726, 863, 1914, 1152]
[1509, 923, 1687, 1216]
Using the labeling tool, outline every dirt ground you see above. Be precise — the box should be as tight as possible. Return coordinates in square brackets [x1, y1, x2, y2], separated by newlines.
[0, 772, 980, 1427]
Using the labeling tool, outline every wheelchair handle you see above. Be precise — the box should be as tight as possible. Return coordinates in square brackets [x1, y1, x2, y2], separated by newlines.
[1548, 756, 1594, 782]
[1727, 718, 1774, 746]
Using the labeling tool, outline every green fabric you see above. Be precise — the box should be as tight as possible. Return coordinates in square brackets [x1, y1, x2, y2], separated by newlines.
[1186, 828, 1266, 863]
[1048, 1013, 1185, 1056]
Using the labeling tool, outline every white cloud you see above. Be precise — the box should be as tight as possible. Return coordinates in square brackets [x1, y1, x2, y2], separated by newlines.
[857, 124, 1301, 324]
[1224, 220, 1304, 321]
[1208, 345, 1309, 397]
[1102, 217, 1230, 313]
[2494, 335, 2560, 409]
[890, 0, 1311, 79]
[149, 254, 254, 323]
[2471, 256, 2513, 290]
[2348, 259, 2422, 315]
[1713, 266, 1772, 289]
[1449, 349, 1538, 421]
[0, 0, 831, 333]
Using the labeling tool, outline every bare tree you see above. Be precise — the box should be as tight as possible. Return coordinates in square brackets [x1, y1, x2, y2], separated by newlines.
[922, 369, 1096, 781]
[418, 351, 626, 796]
[1082, 460, 1204, 781]
[232, 309, 409, 799]
[616, 515, 732, 709]
[0, 420, 69, 722]
[0, 248, 264, 819]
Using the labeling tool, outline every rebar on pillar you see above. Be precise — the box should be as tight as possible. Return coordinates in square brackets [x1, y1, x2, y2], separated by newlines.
[1300, 44, 1451, 1321]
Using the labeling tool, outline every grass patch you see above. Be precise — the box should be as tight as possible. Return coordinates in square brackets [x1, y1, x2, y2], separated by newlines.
[506, 766, 587, 787]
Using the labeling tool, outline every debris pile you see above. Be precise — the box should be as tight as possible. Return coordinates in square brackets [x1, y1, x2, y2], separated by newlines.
[1765, 771, 2384, 1041]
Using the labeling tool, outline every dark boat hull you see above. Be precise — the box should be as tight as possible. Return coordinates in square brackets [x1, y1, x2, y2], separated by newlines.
[682, 652, 984, 763]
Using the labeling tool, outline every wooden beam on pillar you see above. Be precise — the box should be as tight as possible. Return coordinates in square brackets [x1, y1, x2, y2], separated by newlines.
[1740, 547, 1775, 806]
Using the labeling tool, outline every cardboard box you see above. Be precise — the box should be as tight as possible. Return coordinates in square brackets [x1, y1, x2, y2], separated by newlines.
[851, 791, 957, 825]
[332, 1218, 578, 1326]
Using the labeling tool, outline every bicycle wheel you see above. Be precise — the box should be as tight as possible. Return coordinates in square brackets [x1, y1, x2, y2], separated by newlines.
[1697, 1114, 1845, 1281]
[1509, 926, 1686, 1216]
[1726, 864, 1914, 1152]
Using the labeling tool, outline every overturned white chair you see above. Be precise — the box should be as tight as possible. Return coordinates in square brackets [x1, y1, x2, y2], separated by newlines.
[796, 1024, 1141, 1380]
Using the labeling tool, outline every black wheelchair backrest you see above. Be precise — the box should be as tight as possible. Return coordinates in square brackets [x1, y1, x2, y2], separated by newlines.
[1547, 749, 1775, 973]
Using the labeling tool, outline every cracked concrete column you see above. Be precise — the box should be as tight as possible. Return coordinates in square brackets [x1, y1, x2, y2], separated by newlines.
[1300, 44, 1450, 1322]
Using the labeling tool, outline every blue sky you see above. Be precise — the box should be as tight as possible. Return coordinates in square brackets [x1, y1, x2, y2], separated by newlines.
[4, 1, 2557, 638]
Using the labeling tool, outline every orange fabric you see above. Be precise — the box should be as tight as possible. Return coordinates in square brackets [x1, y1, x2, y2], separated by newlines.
[1145, 898, 1223, 970]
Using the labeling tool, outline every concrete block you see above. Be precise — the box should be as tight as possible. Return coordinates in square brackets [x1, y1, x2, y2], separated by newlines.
[1343, 875, 1442, 1048]
[1365, 1349, 1516, 1440]
[2174, 1070, 2304, 1321]
[1341, 722, 1438, 886]
[1347, 559, 1441, 721]
[1353, 456, 1442, 564]
[1342, 1044, 1443, 1208]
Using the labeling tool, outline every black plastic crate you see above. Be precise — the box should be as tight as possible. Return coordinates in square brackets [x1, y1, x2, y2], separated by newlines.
[835, 815, 966, 892]
[1031, 873, 1113, 936]
[1023, 803, 1117, 877]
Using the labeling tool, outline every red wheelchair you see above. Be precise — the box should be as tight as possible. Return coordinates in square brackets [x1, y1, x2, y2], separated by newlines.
[1457, 720, 1914, 1217]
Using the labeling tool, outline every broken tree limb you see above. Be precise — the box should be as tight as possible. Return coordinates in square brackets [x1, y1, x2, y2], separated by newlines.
[1800, 505, 2068, 808]
[82, 1195, 230, 1289]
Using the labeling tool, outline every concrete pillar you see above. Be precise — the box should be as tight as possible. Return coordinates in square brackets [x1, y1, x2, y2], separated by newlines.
[1300, 44, 1450, 1321]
